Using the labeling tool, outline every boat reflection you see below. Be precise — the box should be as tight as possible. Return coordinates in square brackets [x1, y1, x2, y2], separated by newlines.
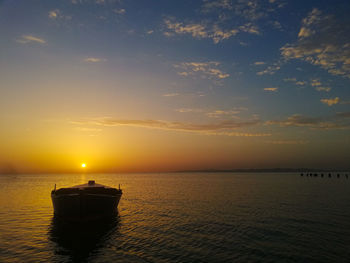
[49, 215, 120, 262]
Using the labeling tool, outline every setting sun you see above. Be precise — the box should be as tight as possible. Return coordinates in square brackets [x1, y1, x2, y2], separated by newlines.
[81, 163, 86, 168]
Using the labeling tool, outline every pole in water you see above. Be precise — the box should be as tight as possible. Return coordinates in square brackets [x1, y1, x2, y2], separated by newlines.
[119, 184, 120, 190]
[54, 184, 56, 190]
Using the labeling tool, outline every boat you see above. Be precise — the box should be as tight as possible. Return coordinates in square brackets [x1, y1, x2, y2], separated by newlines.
[51, 180, 122, 221]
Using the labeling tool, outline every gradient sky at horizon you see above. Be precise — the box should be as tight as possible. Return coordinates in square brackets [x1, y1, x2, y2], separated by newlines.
[0, 0, 349, 173]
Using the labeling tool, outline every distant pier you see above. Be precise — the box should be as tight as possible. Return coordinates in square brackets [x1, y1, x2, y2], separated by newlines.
[300, 171, 349, 179]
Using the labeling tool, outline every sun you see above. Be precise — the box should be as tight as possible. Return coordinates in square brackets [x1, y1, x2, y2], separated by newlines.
[81, 163, 86, 168]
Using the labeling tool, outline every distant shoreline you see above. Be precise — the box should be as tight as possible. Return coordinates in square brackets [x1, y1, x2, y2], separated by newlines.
[173, 168, 349, 173]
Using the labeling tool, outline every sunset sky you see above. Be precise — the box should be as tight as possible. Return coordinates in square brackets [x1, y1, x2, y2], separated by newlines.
[0, 0, 349, 173]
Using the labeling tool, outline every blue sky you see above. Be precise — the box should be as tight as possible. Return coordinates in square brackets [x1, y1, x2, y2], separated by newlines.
[0, 0, 349, 172]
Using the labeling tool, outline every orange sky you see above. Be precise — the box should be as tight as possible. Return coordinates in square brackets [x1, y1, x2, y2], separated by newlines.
[1, 0, 349, 173]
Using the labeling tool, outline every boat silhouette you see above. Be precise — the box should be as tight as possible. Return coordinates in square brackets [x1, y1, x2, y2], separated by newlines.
[51, 180, 122, 221]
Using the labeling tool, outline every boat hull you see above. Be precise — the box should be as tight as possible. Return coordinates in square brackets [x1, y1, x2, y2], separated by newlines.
[51, 192, 122, 221]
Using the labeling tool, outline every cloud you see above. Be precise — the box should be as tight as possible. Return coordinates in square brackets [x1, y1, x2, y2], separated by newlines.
[254, 61, 265, 65]
[176, 108, 203, 113]
[256, 63, 281, 75]
[310, 79, 321, 86]
[315, 87, 331, 92]
[271, 20, 282, 30]
[295, 81, 306, 86]
[48, 9, 71, 21]
[263, 87, 278, 92]
[232, 0, 268, 21]
[164, 19, 209, 38]
[320, 97, 339, 106]
[202, 0, 233, 12]
[283, 77, 297, 82]
[266, 112, 350, 130]
[166, 0, 284, 43]
[164, 19, 240, 44]
[284, 77, 330, 90]
[49, 9, 59, 19]
[71, 117, 263, 136]
[206, 110, 241, 118]
[239, 23, 260, 35]
[113, 8, 126, 15]
[162, 93, 179, 97]
[202, 0, 287, 22]
[84, 57, 106, 62]
[281, 8, 350, 78]
[205, 131, 271, 137]
[174, 62, 229, 79]
[16, 35, 46, 44]
[266, 140, 309, 145]
[176, 107, 246, 119]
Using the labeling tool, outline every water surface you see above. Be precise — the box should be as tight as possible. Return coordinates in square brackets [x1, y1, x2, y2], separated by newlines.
[0, 173, 349, 262]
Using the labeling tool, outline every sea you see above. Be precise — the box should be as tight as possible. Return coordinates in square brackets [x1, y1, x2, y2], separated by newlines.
[0, 172, 349, 262]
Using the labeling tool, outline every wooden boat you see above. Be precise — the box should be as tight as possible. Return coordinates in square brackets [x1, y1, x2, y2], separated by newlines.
[51, 180, 122, 221]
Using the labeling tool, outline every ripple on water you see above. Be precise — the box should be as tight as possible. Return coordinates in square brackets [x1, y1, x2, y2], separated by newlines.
[0, 173, 350, 262]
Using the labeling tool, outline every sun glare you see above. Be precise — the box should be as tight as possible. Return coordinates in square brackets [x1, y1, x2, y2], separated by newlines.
[81, 163, 86, 168]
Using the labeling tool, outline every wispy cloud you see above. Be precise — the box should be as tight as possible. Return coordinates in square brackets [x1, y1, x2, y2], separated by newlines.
[283, 77, 297, 82]
[320, 97, 339, 106]
[163, 0, 286, 43]
[203, 0, 284, 20]
[206, 110, 241, 118]
[16, 35, 46, 44]
[254, 61, 265, 65]
[162, 93, 179, 97]
[295, 81, 306, 86]
[271, 20, 283, 30]
[113, 8, 126, 15]
[283, 77, 331, 91]
[266, 140, 309, 145]
[175, 107, 247, 119]
[263, 87, 278, 92]
[315, 87, 331, 92]
[175, 108, 204, 113]
[281, 8, 350, 78]
[201, 0, 233, 12]
[71, 117, 264, 136]
[310, 79, 321, 87]
[205, 131, 271, 137]
[256, 63, 281, 75]
[84, 57, 106, 63]
[174, 61, 229, 80]
[164, 19, 240, 44]
[239, 23, 260, 35]
[48, 9, 71, 20]
[266, 112, 350, 130]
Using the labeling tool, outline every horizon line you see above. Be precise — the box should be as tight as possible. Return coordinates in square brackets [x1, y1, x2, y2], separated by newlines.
[1, 167, 349, 175]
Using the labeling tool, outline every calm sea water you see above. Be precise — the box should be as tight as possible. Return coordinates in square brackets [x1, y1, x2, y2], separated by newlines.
[0, 173, 349, 262]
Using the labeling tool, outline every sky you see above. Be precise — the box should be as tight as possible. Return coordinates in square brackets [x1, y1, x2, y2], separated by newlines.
[0, 0, 349, 173]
